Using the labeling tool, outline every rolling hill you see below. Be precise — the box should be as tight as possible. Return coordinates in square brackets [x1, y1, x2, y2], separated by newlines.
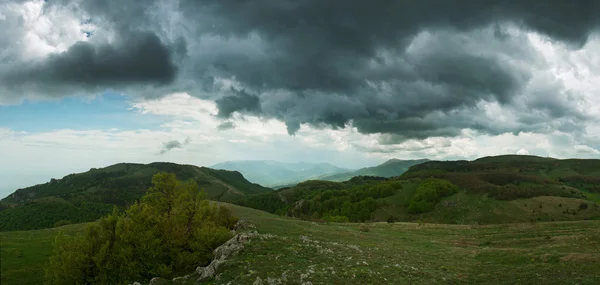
[318, 158, 430, 182]
[401, 155, 600, 200]
[228, 155, 600, 224]
[210, 160, 352, 186]
[0, 162, 271, 231]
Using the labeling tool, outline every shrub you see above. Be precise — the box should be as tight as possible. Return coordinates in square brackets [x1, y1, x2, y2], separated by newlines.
[45, 173, 237, 285]
[324, 215, 350, 223]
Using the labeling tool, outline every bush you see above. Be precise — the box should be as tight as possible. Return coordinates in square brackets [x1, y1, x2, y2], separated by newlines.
[45, 173, 237, 285]
[323, 215, 350, 223]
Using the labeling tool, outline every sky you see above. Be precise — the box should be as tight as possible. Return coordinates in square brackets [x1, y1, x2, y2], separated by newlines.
[1, 0, 600, 197]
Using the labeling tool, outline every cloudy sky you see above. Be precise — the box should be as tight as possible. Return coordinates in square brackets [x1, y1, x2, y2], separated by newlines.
[1, 0, 600, 197]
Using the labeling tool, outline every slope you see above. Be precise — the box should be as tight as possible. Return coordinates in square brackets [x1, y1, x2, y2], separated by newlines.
[318, 158, 430, 182]
[0, 162, 271, 231]
[2, 203, 600, 285]
[401, 155, 600, 200]
[210, 160, 352, 186]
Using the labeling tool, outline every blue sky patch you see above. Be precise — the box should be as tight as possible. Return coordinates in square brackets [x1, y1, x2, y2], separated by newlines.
[0, 92, 163, 132]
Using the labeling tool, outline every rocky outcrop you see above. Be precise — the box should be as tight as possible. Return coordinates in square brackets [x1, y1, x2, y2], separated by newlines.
[195, 230, 260, 282]
[129, 218, 260, 285]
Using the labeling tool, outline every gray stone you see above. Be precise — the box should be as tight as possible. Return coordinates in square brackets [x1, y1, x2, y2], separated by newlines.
[253, 276, 264, 285]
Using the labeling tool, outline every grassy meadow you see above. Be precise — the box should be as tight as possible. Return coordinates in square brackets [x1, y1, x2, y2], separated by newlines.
[3, 203, 598, 285]
[0, 223, 89, 285]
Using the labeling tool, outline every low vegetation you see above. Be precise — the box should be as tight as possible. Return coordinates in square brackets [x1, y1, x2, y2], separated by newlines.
[227, 177, 400, 222]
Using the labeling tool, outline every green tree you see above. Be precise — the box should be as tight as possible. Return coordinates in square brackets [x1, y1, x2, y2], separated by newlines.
[408, 179, 458, 214]
[45, 173, 237, 285]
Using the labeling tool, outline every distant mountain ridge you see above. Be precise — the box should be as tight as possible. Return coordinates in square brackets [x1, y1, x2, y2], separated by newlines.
[229, 155, 600, 225]
[210, 160, 352, 186]
[318, 158, 430, 182]
[0, 162, 271, 231]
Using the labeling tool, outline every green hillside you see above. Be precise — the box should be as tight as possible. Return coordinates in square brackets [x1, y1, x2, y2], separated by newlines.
[0, 162, 270, 231]
[226, 155, 600, 224]
[318, 158, 430, 182]
[211, 160, 352, 186]
[2, 203, 599, 285]
[401, 155, 600, 200]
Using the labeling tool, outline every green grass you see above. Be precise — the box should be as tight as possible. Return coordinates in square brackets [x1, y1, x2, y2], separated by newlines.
[0, 223, 89, 285]
[167, 204, 600, 285]
[2, 204, 600, 285]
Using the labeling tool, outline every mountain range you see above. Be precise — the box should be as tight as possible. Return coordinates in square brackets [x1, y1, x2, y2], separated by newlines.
[212, 158, 430, 188]
[233, 155, 600, 224]
[210, 160, 352, 186]
[3, 155, 600, 231]
[317, 158, 430, 181]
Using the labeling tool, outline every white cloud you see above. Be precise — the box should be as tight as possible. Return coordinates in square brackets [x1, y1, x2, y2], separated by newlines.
[575, 145, 600, 154]
[517, 149, 530, 155]
[3, 0, 94, 60]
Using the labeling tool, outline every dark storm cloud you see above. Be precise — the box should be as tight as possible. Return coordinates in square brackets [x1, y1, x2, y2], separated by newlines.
[215, 89, 261, 118]
[178, 0, 598, 138]
[1, 31, 178, 97]
[3, 0, 599, 140]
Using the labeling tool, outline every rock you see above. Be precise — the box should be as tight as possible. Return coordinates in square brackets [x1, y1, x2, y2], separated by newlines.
[132, 282, 142, 285]
[172, 275, 189, 283]
[233, 218, 255, 231]
[196, 231, 260, 282]
[267, 277, 282, 284]
[149, 277, 160, 284]
[253, 276, 264, 285]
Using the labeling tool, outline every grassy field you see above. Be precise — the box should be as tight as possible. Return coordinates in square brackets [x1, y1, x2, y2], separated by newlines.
[0, 223, 89, 285]
[2, 204, 600, 285]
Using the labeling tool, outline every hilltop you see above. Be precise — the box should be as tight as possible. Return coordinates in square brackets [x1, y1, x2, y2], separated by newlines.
[317, 158, 430, 181]
[210, 160, 351, 186]
[0, 162, 271, 231]
[402, 154, 600, 199]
